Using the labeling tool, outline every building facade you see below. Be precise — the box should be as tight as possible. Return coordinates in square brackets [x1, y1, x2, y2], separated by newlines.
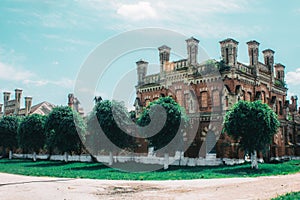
[0, 89, 55, 117]
[134, 37, 300, 160]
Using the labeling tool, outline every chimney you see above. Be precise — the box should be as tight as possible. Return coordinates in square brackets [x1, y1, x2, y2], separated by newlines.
[3, 92, 11, 105]
[186, 37, 199, 65]
[136, 59, 148, 85]
[219, 38, 239, 66]
[158, 45, 171, 76]
[274, 63, 285, 83]
[247, 40, 260, 77]
[15, 88, 22, 111]
[3, 92, 11, 116]
[15, 89, 22, 103]
[262, 49, 275, 82]
[262, 49, 275, 67]
[24, 97, 32, 116]
[68, 93, 74, 109]
[291, 96, 298, 112]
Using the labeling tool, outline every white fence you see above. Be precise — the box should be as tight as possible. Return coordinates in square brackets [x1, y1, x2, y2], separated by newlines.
[11, 153, 300, 167]
[12, 153, 249, 166]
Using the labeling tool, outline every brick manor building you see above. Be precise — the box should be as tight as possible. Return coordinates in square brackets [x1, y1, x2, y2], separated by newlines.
[134, 37, 300, 160]
[0, 89, 55, 117]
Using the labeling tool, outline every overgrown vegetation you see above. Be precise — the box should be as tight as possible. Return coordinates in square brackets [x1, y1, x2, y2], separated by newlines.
[275, 79, 286, 87]
[217, 60, 231, 72]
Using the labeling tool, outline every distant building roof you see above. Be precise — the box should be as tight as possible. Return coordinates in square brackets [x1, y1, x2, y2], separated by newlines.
[30, 101, 56, 115]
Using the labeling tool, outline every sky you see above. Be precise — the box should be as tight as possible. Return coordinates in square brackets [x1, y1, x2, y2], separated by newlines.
[0, 0, 300, 113]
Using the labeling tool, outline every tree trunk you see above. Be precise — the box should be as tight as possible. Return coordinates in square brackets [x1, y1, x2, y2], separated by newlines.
[164, 152, 169, 170]
[179, 151, 182, 166]
[108, 151, 113, 166]
[9, 150, 12, 160]
[90, 154, 98, 163]
[251, 150, 258, 169]
[64, 152, 68, 163]
[47, 147, 52, 161]
[1, 146, 6, 158]
[33, 152, 37, 162]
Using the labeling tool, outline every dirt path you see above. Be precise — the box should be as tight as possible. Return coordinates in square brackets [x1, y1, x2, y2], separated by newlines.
[0, 172, 299, 200]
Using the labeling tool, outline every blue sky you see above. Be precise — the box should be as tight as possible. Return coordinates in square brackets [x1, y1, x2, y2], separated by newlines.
[0, 0, 300, 112]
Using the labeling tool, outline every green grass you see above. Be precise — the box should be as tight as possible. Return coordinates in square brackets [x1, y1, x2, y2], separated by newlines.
[272, 191, 300, 200]
[0, 159, 299, 180]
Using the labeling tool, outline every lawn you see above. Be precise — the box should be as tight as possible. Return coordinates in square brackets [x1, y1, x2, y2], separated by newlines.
[272, 191, 300, 200]
[0, 159, 299, 180]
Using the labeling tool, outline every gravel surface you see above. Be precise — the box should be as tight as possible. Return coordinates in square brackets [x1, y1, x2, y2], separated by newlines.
[0, 172, 299, 200]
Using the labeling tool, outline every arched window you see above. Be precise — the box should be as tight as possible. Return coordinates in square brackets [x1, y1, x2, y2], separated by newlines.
[261, 91, 266, 103]
[190, 100, 194, 112]
[233, 47, 236, 64]
[225, 48, 229, 64]
[225, 96, 229, 107]
[201, 91, 208, 108]
[251, 49, 254, 65]
[176, 90, 183, 106]
[246, 92, 252, 101]
[184, 93, 189, 112]
[279, 101, 283, 115]
[212, 90, 220, 106]
[145, 99, 150, 107]
[266, 57, 270, 66]
[242, 90, 246, 101]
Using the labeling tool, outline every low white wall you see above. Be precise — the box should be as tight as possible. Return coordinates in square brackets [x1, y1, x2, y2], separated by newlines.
[13, 153, 299, 166]
[12, 153, 250, 166]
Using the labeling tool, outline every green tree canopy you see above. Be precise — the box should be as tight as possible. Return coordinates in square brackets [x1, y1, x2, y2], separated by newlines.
[45, 106, 86, 154]
[0, 115, 20, 150]
[137, 96, 188, 151]
[17, 114, 46, 153]
[87, 100, 135, 152]
[224, 100, 280, 156]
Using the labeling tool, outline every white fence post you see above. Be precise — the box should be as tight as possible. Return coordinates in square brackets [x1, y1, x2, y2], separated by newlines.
[164, 153, 169, 170]
[64, 152, 68, 163]
[109, 151, 113, 166]
[33, 152, 37, 162]
[9, 150, 12, 160]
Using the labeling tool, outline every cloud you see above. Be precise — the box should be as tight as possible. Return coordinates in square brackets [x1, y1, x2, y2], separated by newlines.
[0, 62, 34, 81]
[52, 61, 59, 65]
[23, 78, 75, 89]
[286, 68, 300, 85]
[116, 2, 158, 21]
[294, 8, 300, 15]
[43, 34, 93, 46]
[84, 0, 260, 38]
[0, 60, 73, 89]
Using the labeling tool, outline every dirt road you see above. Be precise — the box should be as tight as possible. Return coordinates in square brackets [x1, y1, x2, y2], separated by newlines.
[0, 172, 299, 200]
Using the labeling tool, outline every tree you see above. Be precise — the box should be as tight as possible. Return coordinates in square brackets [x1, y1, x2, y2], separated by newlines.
[87, 100, 137, 165]
[224, 100, 280, 169]
[45, 106, 86, 162]
[87, 100, 136, 163]
[0, 116, 20, 159]
[137, 96, 188, 152]
[17, 114, 46, 161]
